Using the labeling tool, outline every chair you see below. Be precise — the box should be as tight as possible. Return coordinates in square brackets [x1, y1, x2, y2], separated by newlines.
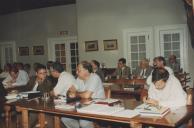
[175, 72, 191, 91]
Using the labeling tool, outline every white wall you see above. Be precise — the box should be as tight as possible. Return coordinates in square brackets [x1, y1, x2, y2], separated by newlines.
[0, 4, 77, 65]
[77, 0, 187, 68]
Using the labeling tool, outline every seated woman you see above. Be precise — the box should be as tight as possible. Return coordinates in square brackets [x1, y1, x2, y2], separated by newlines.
[144, 67, 186, 109]
[2, 66, 29, 88]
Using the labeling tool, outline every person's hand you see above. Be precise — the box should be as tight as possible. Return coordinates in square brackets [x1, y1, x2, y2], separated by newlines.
[144, 98, 159, 106]
[68, 91, 76, 98]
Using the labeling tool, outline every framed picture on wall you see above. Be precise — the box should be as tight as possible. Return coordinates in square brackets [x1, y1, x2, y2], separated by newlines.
[33, 45, 44, 55]
[18, 47, 29, 56]
[85, 40, 98, 51]
[103, 39, 118, 50]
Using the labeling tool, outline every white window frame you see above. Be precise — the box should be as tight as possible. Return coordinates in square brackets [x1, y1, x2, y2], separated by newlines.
[123, 27, 154, 67]
[154, 24, 189, 72]
[0, 41, 17, 69]
[47, 36, 78, 73]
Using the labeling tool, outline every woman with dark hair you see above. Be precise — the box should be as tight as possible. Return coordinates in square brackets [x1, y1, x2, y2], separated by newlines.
[144, 68, 186, 108]
[91, 60, 105, 82]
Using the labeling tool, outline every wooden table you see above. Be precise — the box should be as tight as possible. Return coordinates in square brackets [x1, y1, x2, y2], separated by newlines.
[4, 98, 193, 128]
[105, 78, 146, 100]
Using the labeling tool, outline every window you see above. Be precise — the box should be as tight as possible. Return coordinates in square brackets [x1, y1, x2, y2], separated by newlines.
[123, 28, 153, 73]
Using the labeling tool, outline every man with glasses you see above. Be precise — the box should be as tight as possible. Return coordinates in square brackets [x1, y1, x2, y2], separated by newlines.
[114, 58, 131, 79]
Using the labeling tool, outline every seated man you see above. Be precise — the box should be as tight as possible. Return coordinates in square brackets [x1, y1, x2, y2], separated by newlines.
[50, 62, 77, 97]
[168, 54, 181, 73]
[26, 64, 54, 128]
[62, 61, 105, 128]
[133, 58, 153, 79]
[144, 68, 186, 108]
[146, 56, 174, 88]
[113, 58, 131, 79]
[91, 60, 105, 82]
[2, 66, 29, 88]
[26, 64, 53, 93]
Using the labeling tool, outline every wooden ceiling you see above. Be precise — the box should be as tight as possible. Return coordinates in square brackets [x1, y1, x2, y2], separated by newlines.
[0, 0, 75, 15]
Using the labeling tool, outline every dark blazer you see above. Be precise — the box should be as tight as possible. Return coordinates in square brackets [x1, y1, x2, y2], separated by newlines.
[115, 66, 131, 79]
[95, 68, 105, 82]
[26, 76, 53, 93]
[133, 66, 153, 78]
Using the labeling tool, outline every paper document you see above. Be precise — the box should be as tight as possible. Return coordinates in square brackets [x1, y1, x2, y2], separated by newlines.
[77, 104, 124, 115]
[112, 109, 139, 118]
[5, 94, 18, 100]
[55, 103, 75, 110]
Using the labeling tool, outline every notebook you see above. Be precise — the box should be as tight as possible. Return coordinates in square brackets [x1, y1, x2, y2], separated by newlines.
[135, 103, 170, 117]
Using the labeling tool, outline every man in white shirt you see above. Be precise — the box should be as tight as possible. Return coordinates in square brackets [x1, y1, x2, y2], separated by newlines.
[2, 66, 29, 88]
[50, 62, 77, 97]
[146, 56, 174, 88]
[62, 61, 105, 128]
[144, 68, 186, 109]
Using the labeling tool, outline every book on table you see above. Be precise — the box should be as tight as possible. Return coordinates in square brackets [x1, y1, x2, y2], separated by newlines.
[135, 103, 170, 117]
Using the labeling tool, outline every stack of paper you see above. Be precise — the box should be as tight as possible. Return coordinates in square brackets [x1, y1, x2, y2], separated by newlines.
[77, 104, 124, 115]
[111, 109, 139, 118]
[135, 103, 170, 117]
[55, 103, 75, 110]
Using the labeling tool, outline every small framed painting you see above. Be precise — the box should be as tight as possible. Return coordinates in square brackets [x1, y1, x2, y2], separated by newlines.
[85, 40, 98, 52]
[18, 47, 29, 56]
[104, 39, 118, 50]
[33, 45, 44, 55]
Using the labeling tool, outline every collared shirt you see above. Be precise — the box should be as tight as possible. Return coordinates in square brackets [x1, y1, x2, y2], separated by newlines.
[148, 75, 186, 109]
[75, 73, 105, 99]
[54, 71, 76, 96]
[3, 70, 29, 86]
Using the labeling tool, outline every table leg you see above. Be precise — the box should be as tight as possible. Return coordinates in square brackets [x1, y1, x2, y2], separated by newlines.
[38, 112, 46, 128]
[17, 107, 29, 128]
[130, 121, 142, 128]
[54, 116, 61, 128]
[4, 105, 11, 128]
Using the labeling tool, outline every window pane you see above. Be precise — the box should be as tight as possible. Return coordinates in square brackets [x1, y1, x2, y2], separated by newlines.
[131, 45, 138, 52]
[172, 42, 180, 50]
[164, 51, 171, 58]
[130, 36, 138, 44]
[131, 53, 138, 60]
[172, 33, 180, 41]
[55, 51, 60, 56]
[71, 64, 76, 69]
[173, 51, 180, 58]
[55, 44, 60, 50]
[132, 61, 138, 68]
[71, 57, 76, 63]
[61, 57, 66, 63]
[164, 34, 171, 42]
[71, 50, 75, 56]
[61, 51, 65, 56]
[139, 44, 146, 51]
[139, 53, 146, 59]
[70, 43, 75, 49]
[139, 36, 145, 43]
[164, 43, 171, 50]
[61, 44, 65, 50]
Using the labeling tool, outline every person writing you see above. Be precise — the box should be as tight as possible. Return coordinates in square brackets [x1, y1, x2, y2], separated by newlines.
[144, 68, 186, 109]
